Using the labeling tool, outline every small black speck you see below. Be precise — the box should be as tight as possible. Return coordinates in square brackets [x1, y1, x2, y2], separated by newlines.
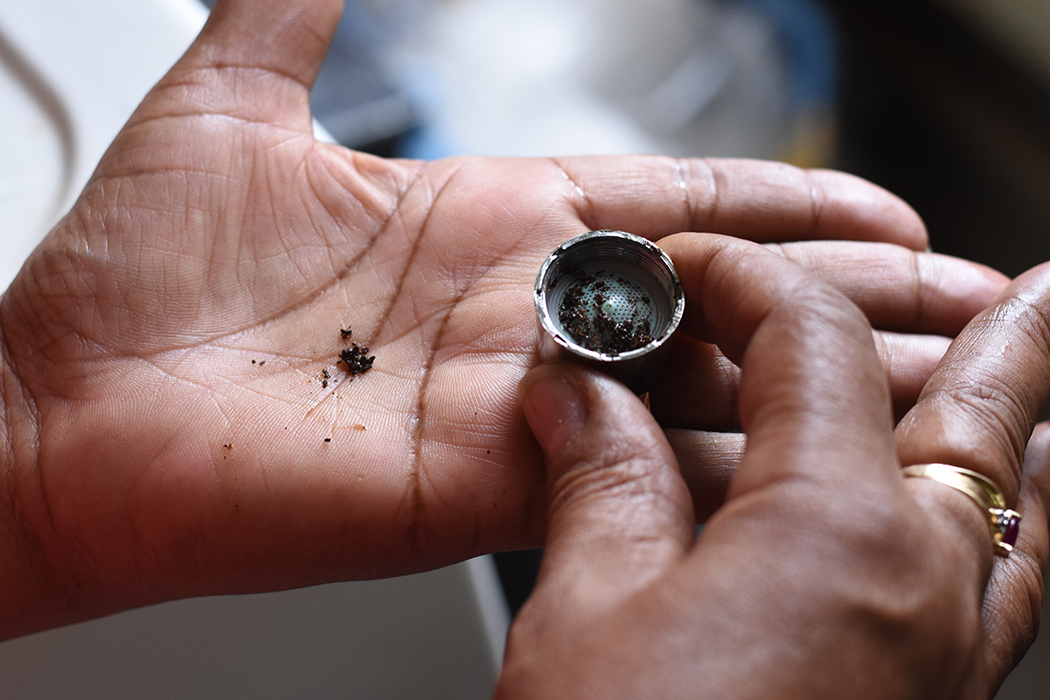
[322, 379, 328, 388]
[324, 438, 332, 443]
[259, 360, 265, 366]
[486, 450, 491, 454]
[340, 327, 353, 340]
[251, 359, 256, 364]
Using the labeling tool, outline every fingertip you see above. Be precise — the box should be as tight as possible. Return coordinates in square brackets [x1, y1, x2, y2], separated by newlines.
[657, 232, 770, 355]
[520, 364, 590, 462]
[808, 169, 929, 250]
[918, 254, 1009, 325]
[521, 362, 673, 475]
[1008, 259, 1050, 307]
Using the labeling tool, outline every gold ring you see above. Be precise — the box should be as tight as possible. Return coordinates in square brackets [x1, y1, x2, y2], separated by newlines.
[902, 463, 1021, 557]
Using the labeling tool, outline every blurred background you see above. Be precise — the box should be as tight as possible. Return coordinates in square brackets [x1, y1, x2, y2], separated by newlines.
[299, 0, 1050, 279]
[2, 0, 1050, 696]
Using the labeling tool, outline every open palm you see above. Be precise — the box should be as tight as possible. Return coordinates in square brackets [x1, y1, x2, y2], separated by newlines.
[0, 0, 1004, 637]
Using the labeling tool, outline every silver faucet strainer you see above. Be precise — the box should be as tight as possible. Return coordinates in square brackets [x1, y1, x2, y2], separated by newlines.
[534, 230, 685, 392]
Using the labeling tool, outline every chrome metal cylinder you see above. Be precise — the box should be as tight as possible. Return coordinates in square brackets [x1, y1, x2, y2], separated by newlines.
[534, 230, 685, 393]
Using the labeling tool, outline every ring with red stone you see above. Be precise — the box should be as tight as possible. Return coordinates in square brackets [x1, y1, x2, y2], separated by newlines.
[902, 463, 1021, 557]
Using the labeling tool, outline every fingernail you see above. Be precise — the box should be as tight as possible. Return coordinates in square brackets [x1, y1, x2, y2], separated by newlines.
[522, 368, 589, 459]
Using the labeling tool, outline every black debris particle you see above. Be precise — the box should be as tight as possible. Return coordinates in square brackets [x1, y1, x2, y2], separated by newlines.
[251, 359, 257, 364]
[258, 360, 265, 366]
[328, 325, 376, 383]
[339, 343, 375, 376]
[324, 438, 332, 443]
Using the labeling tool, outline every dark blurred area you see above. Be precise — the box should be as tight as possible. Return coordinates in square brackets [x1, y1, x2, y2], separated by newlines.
[828, 0, 1050, 277]
[827, 2, 1050, 696]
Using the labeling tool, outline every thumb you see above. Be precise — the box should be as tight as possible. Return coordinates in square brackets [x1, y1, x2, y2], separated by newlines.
[520, 363, 694, 614]
[133, 0, 343, 131]
[192, 0, 341, 88]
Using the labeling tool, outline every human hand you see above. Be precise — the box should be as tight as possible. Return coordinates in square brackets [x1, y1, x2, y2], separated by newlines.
[501, 235, 1050, 699]
[652, 234, 1008, 519]
[892, 260, 1050, 698]
[0, 0, 1005, 638]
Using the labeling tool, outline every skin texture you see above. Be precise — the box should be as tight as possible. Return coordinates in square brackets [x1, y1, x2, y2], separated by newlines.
[502, 237, 1050, 700]
[0, 0, 1010, 648]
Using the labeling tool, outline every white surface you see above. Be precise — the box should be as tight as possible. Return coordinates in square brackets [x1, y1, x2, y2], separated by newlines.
[0, 558, 506, 700]
[391, 0, 791, 159]
[0, 1, 508, 697]
[0, 0, 208, 290]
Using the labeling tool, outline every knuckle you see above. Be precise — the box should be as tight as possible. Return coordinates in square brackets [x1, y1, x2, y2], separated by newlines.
[830, 501, 981, 671]
[548, 433, 682, 521]
[934, 384, 1029, 481]
[780, 481, 973, 639]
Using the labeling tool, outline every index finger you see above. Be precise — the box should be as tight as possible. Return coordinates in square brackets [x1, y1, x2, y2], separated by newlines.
[551, 157, 929, 250]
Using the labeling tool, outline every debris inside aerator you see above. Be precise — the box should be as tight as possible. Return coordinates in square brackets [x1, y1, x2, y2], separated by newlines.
[557, 269, 655, 355]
